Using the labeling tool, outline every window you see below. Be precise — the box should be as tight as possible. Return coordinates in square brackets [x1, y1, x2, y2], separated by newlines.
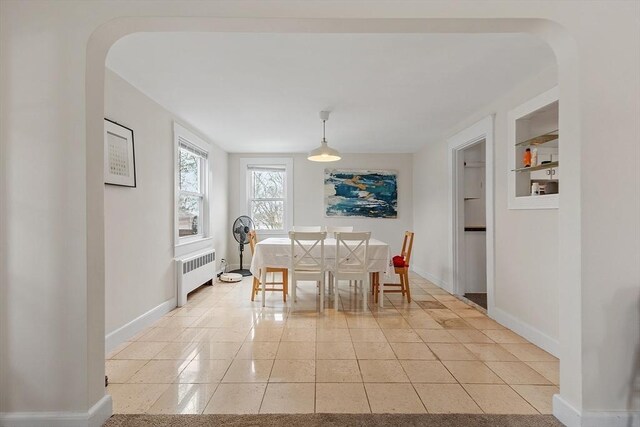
[174, 123, 209, 243]
[249, 167, 286, 230]
[240, 158, 293, 234]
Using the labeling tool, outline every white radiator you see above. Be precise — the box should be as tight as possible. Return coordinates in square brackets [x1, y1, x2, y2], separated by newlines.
[176, 249, 215, 307]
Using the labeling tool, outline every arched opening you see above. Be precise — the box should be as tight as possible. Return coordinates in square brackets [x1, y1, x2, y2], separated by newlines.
[86, 16, 579, 421]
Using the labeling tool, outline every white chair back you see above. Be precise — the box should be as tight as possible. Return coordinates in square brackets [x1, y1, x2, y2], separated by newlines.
[291, 226, 324, 232]
[326, 225, 354, 237]
[334, 232, 371, 277]
[289, 231, 327, 273]
[289, 231, 328, 312]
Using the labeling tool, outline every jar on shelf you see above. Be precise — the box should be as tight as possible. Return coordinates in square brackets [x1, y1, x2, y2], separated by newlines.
[523, 148, 532, 167]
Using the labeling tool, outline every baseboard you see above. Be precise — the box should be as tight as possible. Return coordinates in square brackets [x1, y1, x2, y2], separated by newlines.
[105, 297, 176, 354]
[411, 266, 452, 293]
[491, 307, 559, 357]
[88, 395, 112, 427]
[553, 394, 640, 427]
[0, 394, 112, 427]
[410, 266, 559, 357]
[553, 394, 582, 427]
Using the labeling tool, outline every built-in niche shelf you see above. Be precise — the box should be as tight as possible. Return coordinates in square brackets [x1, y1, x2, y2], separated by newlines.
[512, 161, 559, 173]
[508, 86, 559, 210]
[514, 129, 558, 147]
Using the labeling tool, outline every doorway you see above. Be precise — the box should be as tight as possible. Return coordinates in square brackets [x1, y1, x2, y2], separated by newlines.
[448, 116, 495, 314]
[82, 16, 577, 425]
[460, 140, 487, 308]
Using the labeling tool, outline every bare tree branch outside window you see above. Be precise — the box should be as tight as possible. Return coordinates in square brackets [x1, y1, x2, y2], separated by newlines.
[179, 149, 203, 236]
[250, 169, 285, 230]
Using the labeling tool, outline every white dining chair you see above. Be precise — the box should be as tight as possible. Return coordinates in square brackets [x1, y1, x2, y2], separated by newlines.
[325, 226, 354, 295]
[326, 225, 354, 237]
[291, 226, 324, 232]
[289, 231, 327, 312]
[333, 231, 371, 311]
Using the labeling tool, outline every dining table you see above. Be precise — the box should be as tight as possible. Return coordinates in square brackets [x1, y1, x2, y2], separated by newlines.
[249, 237, 392, 308]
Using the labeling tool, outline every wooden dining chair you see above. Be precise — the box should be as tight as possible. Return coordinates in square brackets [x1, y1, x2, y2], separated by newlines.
[248, 231, 288, 302]
[373, 231, 414, 304]
[334, 231, 371, 310]
[289, 231, 327, 312]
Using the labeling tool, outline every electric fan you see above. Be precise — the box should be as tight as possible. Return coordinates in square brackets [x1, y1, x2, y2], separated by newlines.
[229, 215, 254, 276]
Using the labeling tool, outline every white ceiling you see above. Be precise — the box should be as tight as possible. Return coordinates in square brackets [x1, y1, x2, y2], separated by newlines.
[106, 33, 555, 153]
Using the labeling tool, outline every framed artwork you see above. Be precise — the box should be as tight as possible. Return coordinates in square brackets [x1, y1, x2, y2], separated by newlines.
[104, 118, 136, 187]
[325, 169, 398, 218]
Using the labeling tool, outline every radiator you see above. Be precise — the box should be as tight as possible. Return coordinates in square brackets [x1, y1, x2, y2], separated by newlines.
[176, 249, 215, 307]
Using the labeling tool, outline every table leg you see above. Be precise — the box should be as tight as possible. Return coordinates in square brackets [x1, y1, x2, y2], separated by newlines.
[379, 273, 384, 308]
[292, 272, 296, 309]
[320, 277, 324, 313]
[261, 269, 267, 308]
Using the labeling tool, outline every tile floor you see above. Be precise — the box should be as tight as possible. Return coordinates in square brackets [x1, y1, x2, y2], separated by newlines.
[106, 273, 559, 415]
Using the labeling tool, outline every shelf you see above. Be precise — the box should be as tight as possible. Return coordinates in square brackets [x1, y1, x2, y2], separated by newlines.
[515, 129, 558, 147]
[512, 161, 559, 173]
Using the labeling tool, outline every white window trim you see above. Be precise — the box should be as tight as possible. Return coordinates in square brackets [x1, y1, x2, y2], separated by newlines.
[239, 157, 293, 236]
[174, 122, 211, 252]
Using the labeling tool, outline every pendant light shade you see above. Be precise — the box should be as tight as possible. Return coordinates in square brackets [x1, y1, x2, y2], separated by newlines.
[308, 111, 341, 162]
[307, 141, 341, 162]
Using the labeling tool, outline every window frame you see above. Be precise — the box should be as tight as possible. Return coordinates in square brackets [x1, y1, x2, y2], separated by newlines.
[174, 122, 211, 248]
[239, 157, 293, 236]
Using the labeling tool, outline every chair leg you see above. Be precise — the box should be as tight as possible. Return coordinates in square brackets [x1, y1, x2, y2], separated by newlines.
[370, 274, 374, 298]
[293, 279, 297, 303]
[251, 277, 259, 301]
[404, 272, 411, 303]
[363, 277, 369, 310]
[373, 273, 379, 304]
[283, 271, 288, 302]
[399, 273, 406, 297]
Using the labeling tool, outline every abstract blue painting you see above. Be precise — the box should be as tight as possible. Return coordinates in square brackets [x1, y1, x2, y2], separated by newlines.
[325, 169, 398, 218]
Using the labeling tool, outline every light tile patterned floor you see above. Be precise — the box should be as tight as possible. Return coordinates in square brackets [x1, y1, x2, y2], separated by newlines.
[106, 273, 559, 414]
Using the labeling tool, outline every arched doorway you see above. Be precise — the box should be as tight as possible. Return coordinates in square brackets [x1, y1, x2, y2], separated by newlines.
[86, 16, 579, 423]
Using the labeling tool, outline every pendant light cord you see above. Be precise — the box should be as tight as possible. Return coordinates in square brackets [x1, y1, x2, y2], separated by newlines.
[322, 119, 326, 142]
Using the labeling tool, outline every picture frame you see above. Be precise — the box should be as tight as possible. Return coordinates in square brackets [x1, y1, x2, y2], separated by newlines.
[324, 169, 398, 218]
[104, 118, 136, 187]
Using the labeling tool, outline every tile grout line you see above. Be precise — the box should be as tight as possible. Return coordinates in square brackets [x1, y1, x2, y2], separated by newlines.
[108, 275, 557, 415]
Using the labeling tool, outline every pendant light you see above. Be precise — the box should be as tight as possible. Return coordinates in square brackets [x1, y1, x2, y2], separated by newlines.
[308, 111, 341, 162]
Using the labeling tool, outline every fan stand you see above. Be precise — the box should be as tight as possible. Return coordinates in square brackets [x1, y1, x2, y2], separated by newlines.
[230, 243, 252, 276]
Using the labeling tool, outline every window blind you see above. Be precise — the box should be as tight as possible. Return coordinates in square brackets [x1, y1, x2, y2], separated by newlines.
[179, 137, 208, 159]
[247, 165, 286, 172]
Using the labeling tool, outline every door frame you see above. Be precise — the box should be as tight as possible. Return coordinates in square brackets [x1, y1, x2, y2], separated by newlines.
[448, 115, 495, 313]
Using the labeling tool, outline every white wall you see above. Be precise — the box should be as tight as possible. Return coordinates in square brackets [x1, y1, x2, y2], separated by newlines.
[1, 2, 639, 426]
[411, 134, 450, 286]
[104, 69, 228, 337]
[413, 66, 560, 350]
[228, 153, 413, 266]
